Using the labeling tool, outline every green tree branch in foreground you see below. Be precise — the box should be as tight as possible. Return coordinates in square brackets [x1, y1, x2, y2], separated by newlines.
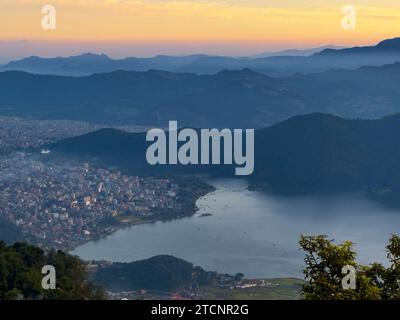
[299, 234, 400, 300]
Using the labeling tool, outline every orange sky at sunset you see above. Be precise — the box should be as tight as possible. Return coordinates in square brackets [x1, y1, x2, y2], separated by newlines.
[1, 0, 400, 57]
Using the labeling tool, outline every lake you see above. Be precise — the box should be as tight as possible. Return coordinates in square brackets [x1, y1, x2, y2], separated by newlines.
[72, 178, 400, 278]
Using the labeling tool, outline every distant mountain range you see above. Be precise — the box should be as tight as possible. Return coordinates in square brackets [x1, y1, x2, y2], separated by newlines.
[2, 61, 400, 128]
[250, 45, 345, 58]
[48, 113, 400, 205]
[177, 38, 400, 76]
[0, 53, 206, 77]
[2, 38, 400, 76]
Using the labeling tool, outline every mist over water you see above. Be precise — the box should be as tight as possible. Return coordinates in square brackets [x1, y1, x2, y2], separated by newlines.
[73, 179, 400, 278]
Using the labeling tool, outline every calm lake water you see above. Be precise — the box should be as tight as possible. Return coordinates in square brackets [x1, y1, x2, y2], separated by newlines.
[72, 179, 400, 278]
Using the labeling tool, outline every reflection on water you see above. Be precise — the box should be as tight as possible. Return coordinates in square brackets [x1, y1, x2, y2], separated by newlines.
[72, 179, 400, 278]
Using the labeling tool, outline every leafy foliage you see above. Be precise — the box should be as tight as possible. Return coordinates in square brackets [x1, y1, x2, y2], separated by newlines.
[300, 235, 400, 300]
[0, 241, 105, 300]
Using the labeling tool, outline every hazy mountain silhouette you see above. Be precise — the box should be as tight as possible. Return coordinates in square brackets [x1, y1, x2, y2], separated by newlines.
[178, 38, 400, 76]
[1, 53, 210, 76]
[2, 38, 400, 76]
[250, 45, 345, 58]
[1, 62, 400, 128]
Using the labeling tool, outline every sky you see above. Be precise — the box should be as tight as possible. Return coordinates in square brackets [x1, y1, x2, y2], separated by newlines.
[0, 0, 400, 60]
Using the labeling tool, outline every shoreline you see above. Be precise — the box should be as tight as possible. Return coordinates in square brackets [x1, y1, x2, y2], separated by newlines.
[66, 176, 215, 254]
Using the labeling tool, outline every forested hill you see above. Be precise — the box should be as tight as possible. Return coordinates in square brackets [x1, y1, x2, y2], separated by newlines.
[250, 113, 400, 199]
[0, 242, 105, 300]
[91, 255, 195, 292]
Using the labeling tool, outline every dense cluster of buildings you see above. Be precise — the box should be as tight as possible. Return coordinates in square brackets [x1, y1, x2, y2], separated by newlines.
[0, 117, 99, 153]
[0, 153, 181, 250]
[0, 116, 147, 153]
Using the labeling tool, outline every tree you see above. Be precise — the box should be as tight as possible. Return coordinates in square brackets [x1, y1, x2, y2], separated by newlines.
[299, 235, 400, 300]
[299, 235, 379, 300]
[0, 241, 105, 300]
[234, 273, 245, 282]
[365, 235, 400, 300]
